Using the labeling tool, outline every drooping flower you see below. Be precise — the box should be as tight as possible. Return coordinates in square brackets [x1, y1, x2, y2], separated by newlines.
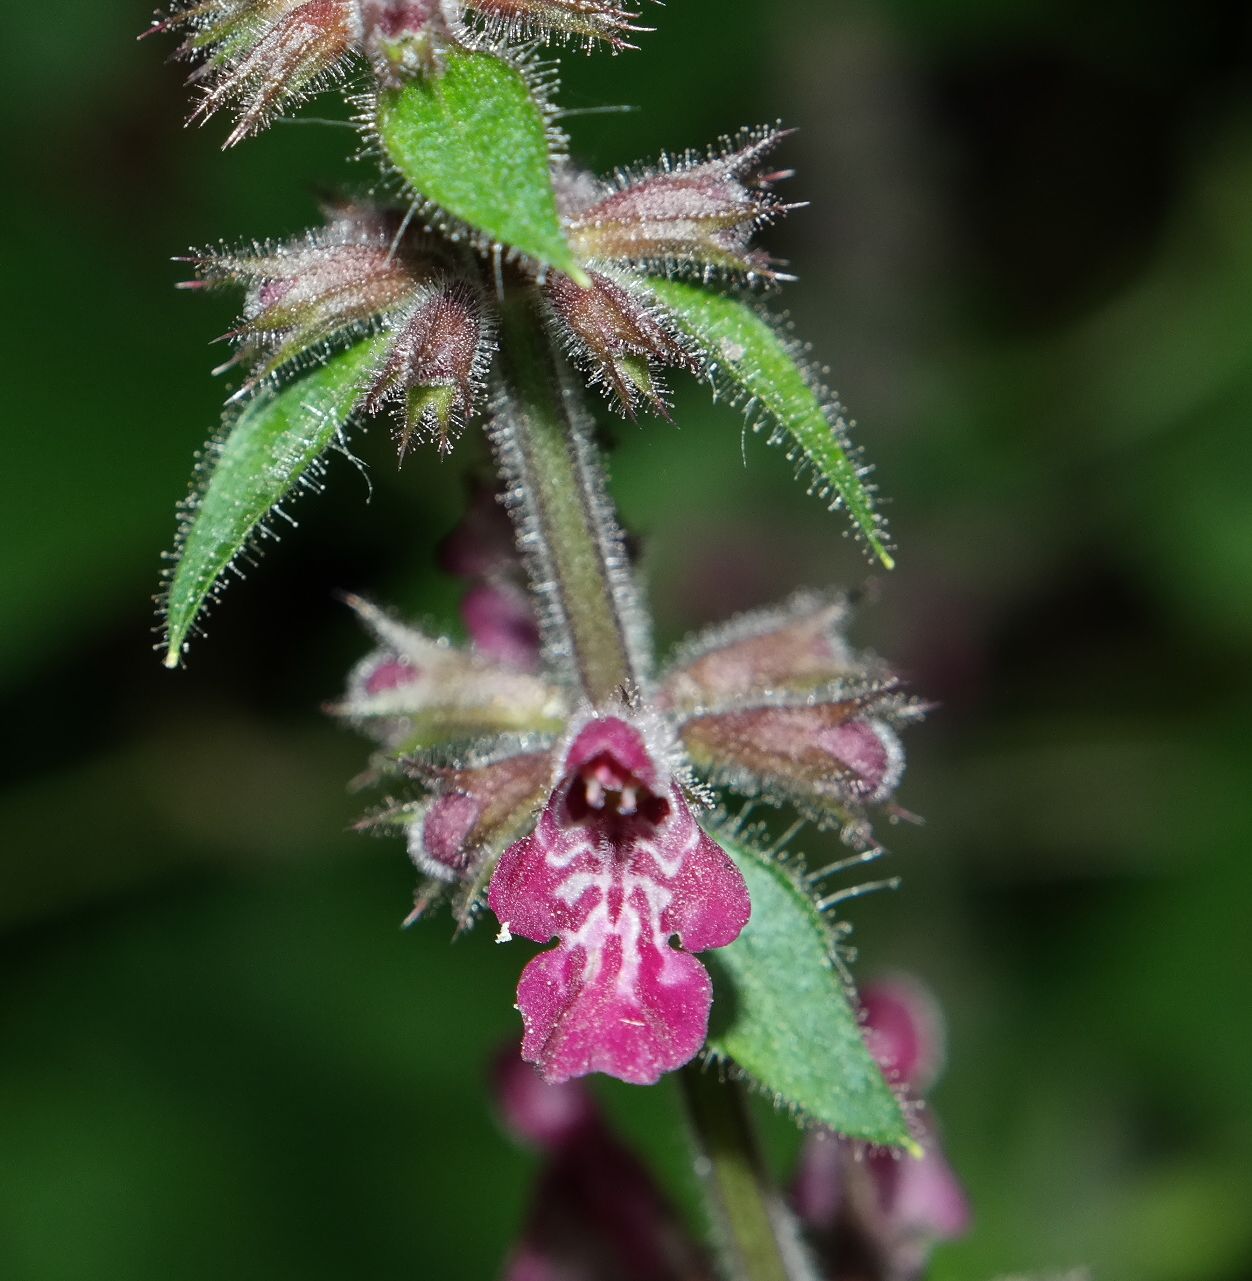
[792, 977, 971, 1281]
[487, 715, 750, 1084]
[493, 1047, 715, 1281]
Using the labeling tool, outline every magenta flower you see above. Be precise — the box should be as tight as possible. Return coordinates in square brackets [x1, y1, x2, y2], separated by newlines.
[487, 715, 750, 1084]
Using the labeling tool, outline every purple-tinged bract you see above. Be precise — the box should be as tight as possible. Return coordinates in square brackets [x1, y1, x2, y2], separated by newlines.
[487, 715, 750, 1084]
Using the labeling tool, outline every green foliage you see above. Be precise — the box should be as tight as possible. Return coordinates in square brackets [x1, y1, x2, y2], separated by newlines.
[706, 833, 912, 1148]
[375, 49, 587, 283]
[645, 278, 894, 568]
[162, 341, 383, 668]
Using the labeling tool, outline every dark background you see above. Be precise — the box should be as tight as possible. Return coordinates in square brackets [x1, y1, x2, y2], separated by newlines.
[3, 2, 1251, 1277]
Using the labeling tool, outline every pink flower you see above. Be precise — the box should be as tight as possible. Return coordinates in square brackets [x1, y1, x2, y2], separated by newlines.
[487, 716, 750, 1085]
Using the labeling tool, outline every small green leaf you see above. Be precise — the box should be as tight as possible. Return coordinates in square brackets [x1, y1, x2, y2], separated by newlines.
[162, 341, 382, 667]
[375, 49, 587, 283]
[644, 278, 893, 568]
[706, 833, 912, 1147]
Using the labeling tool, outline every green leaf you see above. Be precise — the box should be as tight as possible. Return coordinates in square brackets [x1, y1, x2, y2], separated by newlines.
[162, 341, 382, 668]
[643, 278, 894, 568]
[375, 49, 587, 284]
[706, 833, 913, 1147]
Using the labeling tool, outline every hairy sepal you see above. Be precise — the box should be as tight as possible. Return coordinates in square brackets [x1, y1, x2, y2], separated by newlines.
[704, 826, 913, 1148]
[372, 46, 588, 282]
[161, 337, 384, 668]
[642, 278, 894, 568]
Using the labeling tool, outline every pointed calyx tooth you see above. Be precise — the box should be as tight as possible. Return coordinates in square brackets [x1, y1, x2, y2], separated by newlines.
[563, 129, 794, 279]
[362, 279, 493, 456]
[462, 0, 649, 52]
[661, 595, 861, 710]
[544, 271, 693, 418]
[679, 697, 907, 821]
[331, 597, 567, 750]
[190, 204, 424, 383]
[405, 748, 556, 884]
[157, 1, 358, 145]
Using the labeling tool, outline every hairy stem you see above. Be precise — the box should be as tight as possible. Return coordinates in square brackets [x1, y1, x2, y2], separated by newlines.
[680, 1066, 820, 1281]
[491, 285, 641, 706]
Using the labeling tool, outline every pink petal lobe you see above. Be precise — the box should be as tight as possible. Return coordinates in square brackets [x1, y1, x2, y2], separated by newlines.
[488, 717, 750, 1085]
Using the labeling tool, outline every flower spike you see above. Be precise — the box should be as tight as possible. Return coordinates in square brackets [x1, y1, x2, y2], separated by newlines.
[488, 716, 750, 1084]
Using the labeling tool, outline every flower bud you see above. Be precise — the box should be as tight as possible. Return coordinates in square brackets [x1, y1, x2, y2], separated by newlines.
[462, 582, 542, 670]
[188, 207, 421, 386]
[464, 0, 649, 53]
[407, 748, 555, 882]
[679, 699, 906, 826]
[331, 596, 566, 751]
[860, 977, 945, 1095]
[564, 130, 793, 280]
[362, 280, 493, 455]
[545, 271, 692, 418]
[156, 1, 358, 146]
[662, 594, 858, 711]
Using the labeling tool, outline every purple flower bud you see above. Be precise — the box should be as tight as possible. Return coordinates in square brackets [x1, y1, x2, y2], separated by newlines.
[155, 1, 358, 146]
[545, 271, 693, 418]
[860, 977, 945, 1095]
[493, 1045, 715, 1281]
[188, 207, 421, 385]
[356, 1, 450, 81]
[564, 130, 793, 280]
[362, 280, 493, 456]
[462, 582, 542, 671]
[464, 0, 649, 52]
[437, 484, 519, 581]
[407, 748, 556, 882]
[662, 595, 857, 711]
[792, 977, 969, 1280]
[331, 596, 565, 749]
[488, 715, 750, 1084]
[679, 701, 906, 827]
[492, 1048, 598, 1150]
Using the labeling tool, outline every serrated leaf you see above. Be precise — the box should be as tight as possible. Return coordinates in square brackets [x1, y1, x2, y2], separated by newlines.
[705, 834, 911, 1147]
[644, 278, 893, 568]
[375, 49, 587, 284]
[162, 340, 382, 667]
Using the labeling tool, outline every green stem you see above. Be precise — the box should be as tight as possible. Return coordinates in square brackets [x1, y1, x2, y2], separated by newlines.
[492, 286, 639, 706]
[680, 1066, 819, 1281]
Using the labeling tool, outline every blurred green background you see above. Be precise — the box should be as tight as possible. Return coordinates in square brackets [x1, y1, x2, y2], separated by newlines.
[3, 2, 1251, 1278]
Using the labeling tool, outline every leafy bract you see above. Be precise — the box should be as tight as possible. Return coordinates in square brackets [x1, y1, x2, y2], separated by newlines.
[162, 340, 382, 667]
[644, 279, 893, 567]
[705, 833, 912, 1148]
[375, 49, 587, 283]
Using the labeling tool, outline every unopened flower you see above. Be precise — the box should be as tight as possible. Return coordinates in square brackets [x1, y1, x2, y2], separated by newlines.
[660, 595, 918, 835]
[464, 0, 650, 52]
[185, 208, 423, 386]
[544, 270, 693, 418]
[792, 977, 970, 1281]
[153, 0, 360, 146]
[493, 1047, 715, 1281]
[563, 130, 795, 281]
[362, 278, 494, 455]
[332, 595, 565, 750]
[487, 715, 750, 1084]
